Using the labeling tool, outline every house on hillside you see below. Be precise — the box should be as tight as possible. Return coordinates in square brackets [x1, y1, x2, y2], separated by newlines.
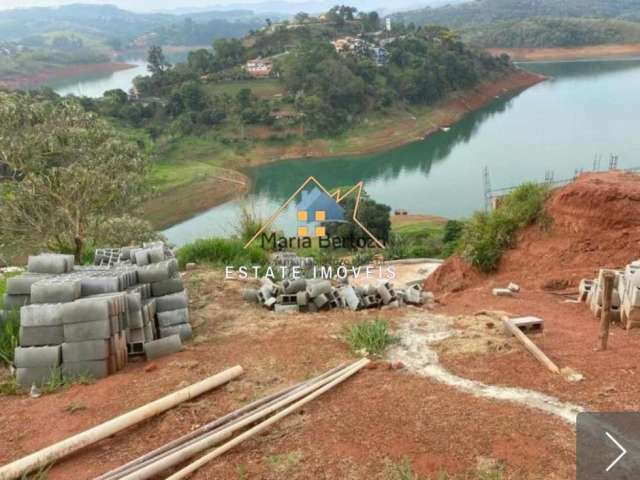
[245, 58, 273, 78]
[370, 46, 388, 66]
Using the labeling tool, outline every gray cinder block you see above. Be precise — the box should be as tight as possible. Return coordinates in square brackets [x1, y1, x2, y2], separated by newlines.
[144, 335, 183, 360]
[151, 277, 184, 297]
[16, 367, 59, 387]
[159, 323, 192, 342]
[14, 345, 61, 368]
[156, 290, 189, 312]
[157, 308, 189, 328]
[274, 304, 300, 314]
[61, 299, 110, 324]
[307, 281, 332, 298]
[339, 286, 360, 311]
[148, 247, 165, 264]
[28, 254, 73, 274]
[134, 249, 150, 266]
[137, 261, 175, 284]
[313, 293, 329, 308]
[129, 310, 144, 328]
[3, 294, 30, 310]
[25, 300, 58, 324]
[62, 360, 108, 379]
[31, 280, 81, 304]
[6, 275, 48, 295]
[19, 325, 64, 346]
[80, 276, 120, 297]
[127, 327, 145, 344]
[62, 340, 111, 362]
[283, 278, 307, 294]
[63, 318, 113, 342]
[296, 290, 309, 306]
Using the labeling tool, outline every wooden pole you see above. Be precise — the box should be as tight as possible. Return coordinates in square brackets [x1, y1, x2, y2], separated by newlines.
[598, 271, 616, 351]
[119, 360, 366, 480]
[502, 318, 560, 374]
[98, 363, 348, 480]
[165, 358, 370, 480]
[0, 366, 243, 480]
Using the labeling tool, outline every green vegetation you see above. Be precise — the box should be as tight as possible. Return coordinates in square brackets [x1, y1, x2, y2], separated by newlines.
[459, 183, 549, 273]
[176, 238, 269, 269]
[0, 310, 19, 367]
[467, 17, 640, 48]
[385, 458, 504, 480]
[389, 218, 462, 259]
[346, 318, 396, 356]
[266, 451, 304, 474]
[393, 0, 640, 49]
[0, 92, 154, 261]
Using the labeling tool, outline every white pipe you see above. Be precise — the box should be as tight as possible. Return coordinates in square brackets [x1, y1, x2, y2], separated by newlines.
[166, 358, 370, 480]
[0, 366, 243, 480]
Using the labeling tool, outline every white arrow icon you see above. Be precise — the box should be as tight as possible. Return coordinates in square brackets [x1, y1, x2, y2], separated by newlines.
[605, 431, 628, 472]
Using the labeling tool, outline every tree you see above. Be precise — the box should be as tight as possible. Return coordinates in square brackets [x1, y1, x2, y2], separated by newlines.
[187, 48, 216, 76]
[0, 93, 151, 261]
[212, 39, 247, 70]
[325, 191, 391, 246]
[147, 45, 171, 76]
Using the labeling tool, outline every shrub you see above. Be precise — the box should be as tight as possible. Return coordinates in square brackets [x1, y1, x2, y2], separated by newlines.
[177, 237, 269, 269]
[346, 318, 395, 356]
[460, 183, 549, 272]
[0, 309, 19, 366]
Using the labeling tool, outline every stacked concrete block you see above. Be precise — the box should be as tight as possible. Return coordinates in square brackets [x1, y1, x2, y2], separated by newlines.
[19, 304, 64, 347]
[11, 241, 192, 387]
[2, 274, 50, 313]
[14, 345, 61, 388]
[28, 254, 74, 275]
[31, 277, 81, 304]
[144, 334, 183, 360]
[61, 297, 127, 378]
[248, 277, 432, 313]
[157, 307, 192, 341]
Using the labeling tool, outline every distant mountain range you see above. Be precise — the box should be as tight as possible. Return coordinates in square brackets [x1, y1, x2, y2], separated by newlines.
[0, 3, 275, 43]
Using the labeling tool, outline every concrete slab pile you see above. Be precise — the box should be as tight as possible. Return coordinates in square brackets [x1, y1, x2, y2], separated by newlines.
[580, 264, 640, 327]
[8, 243, 191, 387]
[244, 277, 432, 313]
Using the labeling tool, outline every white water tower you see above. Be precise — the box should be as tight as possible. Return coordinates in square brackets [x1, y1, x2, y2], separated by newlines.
[385, 17, 391, 32]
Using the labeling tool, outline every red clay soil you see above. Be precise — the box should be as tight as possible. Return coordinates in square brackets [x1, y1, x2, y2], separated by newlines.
[425, 171, 640, 413]
[0, 273, 575, 480]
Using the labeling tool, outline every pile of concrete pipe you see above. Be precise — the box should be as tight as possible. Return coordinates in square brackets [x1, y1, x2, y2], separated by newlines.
[581, 259, 640, 329]
[3, 243, 191, 388]
[242, 277, 433, 313]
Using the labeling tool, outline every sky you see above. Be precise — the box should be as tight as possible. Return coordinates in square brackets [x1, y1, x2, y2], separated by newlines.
[0, 0, 334, 12]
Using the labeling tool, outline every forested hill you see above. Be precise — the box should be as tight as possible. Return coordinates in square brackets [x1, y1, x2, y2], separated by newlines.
[0, 4, 269, 45]
[391, 0, 640, 48]
[392, 0, 640, 29]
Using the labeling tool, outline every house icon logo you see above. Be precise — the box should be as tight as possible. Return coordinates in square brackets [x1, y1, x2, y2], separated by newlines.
[244, 176, 385, 249]
[296, 187, 345, 237]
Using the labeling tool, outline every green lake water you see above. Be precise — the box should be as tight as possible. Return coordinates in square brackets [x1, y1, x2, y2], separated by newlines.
[155, 59, 640, 244]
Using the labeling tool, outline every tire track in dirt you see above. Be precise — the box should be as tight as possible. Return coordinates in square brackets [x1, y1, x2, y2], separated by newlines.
[388, 313, 585, 424]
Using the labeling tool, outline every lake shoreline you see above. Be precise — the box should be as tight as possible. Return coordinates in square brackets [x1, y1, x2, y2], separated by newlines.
[489, 43, 640, 62]
[154, 68, 546, 232]
[0, 62, 135, 90]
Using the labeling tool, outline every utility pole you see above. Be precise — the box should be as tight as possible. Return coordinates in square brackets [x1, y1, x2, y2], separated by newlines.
[609, 154, 619, 170]
[482, 166, 491, 212]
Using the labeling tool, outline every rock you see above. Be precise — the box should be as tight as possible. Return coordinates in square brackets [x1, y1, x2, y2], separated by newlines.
[508, 282, 521, 292]
[389, 361, 405, 370]
[144, 363, 158, 372]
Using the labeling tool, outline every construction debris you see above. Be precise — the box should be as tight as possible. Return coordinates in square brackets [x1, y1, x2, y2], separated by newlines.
[581, 260, 640, 329]
[502, 316, 559, 374]
[2, 242, 192, 388]
[243, 277, 432, 312]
